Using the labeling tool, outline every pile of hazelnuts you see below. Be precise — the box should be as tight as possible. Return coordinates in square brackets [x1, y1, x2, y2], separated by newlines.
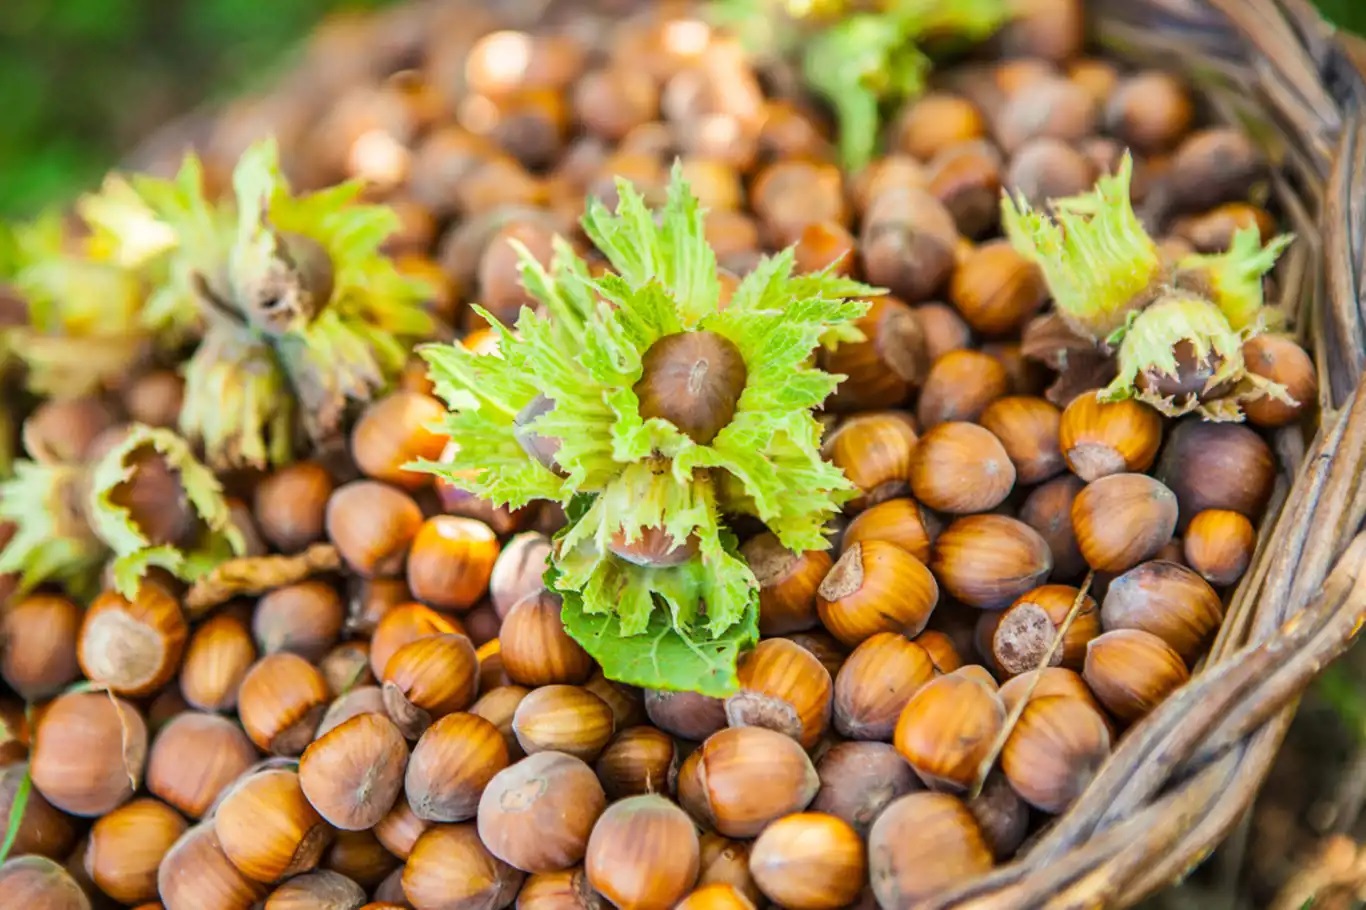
[0, 0, 1319, 908]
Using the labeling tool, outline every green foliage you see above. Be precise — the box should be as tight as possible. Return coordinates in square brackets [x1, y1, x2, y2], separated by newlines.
[0, 0, 397, 218]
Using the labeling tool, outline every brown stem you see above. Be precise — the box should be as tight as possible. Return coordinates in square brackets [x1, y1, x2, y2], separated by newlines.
[185, 543, 341, 616]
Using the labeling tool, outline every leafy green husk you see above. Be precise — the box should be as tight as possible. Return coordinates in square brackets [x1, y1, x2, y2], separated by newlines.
[0, 460, 104, 599]
[132, 137, 434, 468]
[417, 165, 872, 693]
[3, 210, 148, 399]
[86, 424, 247, 598]
[1176, 227, 1294, 332]
[1003, 154, 1163, 340]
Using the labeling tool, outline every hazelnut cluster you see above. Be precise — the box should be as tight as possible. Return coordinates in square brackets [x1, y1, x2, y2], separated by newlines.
[0, 0, 1319, 908]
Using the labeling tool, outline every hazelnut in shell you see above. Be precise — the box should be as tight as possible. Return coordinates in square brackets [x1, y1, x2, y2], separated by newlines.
[512, 684, 615, 762]
[644, 689, 727, 741]
[1101, 560, 1222, 664]
[810, 741, 921, 836]
[253, 460, 334, 552]
[833, 632, 936, 741]
[406, 516, 499, 611]
[867, 792, 993, 908]
[403, 823, 525, 910]
[585, 795, 701, 910]
[1019, 474, 1087, 580]
[501, 591, 594, 686]
[180, 611, 256, 711]
[894, 667, 1006, 792]
[325, 481, 423, 577]
[594, 725, 678, 801]
[350, 391, 447, 490]
[237, 652, 330, 755]
[77, 584, 188, 697]
[820, 413, 917, 512]
[841, 498, 938, 564]
[931, 515, 1053, 609]
[908, 421, 1016, 514]
[381, 632, 480, 738]
[1071, 473, 1179, 573]
[31, 691, 147, 817]
[823, 297, 928, 412]
[740, 532, 831, 636]
[991, 584, 1100, 676]
[0, 855, 92, 910]
[1059, 395, 1163, 482]
[146, 712, 256, 819]
[677, 726, 818, 838]
[749, 813, 866, 910]
[477, 751, 607, 873]
[215, 769, 328, 883]
[84, 797, 188, 904]
[1183, 509, 1256, 587]
[406, 711, 510, 822]
[1001, 694, 1111, 813]
[817, 540, 939, 647]
[252, 580, 344, 662]
[299, 712, 409, 830]
[725, 637, 832, 749]
[0, 593, 81, 700]
[158, 823, 267, 910]
[949, 240, 1047, 336]
[916, 350, 1010, 427]
[979, 396, 1064, 485]
[1083, 628, 1190, 723]
[1242, 334, 1316, 428]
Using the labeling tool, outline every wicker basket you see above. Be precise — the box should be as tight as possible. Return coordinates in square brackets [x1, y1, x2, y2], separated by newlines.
[130, 0, 1366, 906]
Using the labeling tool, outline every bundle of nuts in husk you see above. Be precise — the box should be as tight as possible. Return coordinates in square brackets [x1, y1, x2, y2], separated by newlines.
[0, 0, 1322, 908]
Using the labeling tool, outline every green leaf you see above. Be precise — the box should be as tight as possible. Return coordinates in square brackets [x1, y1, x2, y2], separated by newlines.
[86, 423, 246, 598]
[559, 574, 759, 698]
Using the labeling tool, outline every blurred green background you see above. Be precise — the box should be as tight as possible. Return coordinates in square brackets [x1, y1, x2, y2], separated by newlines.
[1, 0, 1364, 218]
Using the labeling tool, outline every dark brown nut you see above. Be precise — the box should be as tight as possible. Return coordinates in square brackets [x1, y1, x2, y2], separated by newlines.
[810, 741, 921, 836]
[1005, 137, 1098, 207]
[1100, 560, 1223, 664]
[927, 141, 1004, 239]
[1165, 128, 1267, 214]
[860, 188, 960, 304]
[1105, 71, 1194, 154]
[1155, 420, 1275, 528]
[645, 689, 727, 741]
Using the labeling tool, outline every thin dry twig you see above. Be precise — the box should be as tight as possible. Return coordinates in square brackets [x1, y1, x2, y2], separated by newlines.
[970, 573, 1096, 797]
[185, 543, 341, 615]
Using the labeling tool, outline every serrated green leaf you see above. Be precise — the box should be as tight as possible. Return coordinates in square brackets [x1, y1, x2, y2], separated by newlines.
[558, 569, 759, 698]
[86, 423, 246, 598]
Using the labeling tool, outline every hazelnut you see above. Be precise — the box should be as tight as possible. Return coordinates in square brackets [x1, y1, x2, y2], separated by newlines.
[77, 584, 188, 697]
[895, 92, 986, 161]
[574, 68, 659, 141]
[749, 813, 865, 910]
[0, 593, 81, 700]
[994, 77, 1096, 154]
[31, 692, 146, 817]
[817, 541, 939, 647]
[407, 516, 499, 611]
[927, 141, 1004, 238]
[914, 302, 974, 362]
[215, 769, 328, 883]
[677, 727, 818, 838]
[346, 577, 411, 637]
[21, 396, 116, 463]
[158, 823, 267, 910]
[991, 584, 1100, 676]
[84, 797, 188, 904]
[1166, 128, 1267, 213]
[633, 331, 747, 446]
[908, 421, 1016, 514]
[1242, 334, 1316, 428]
[950, 241, 1047, 335]
[1101, 560, 1223, 664]
[676, 883, 756, 910]
[1156, 420, 1275, 526]
[823, 297, 928, 412]
[810, 741, 921, 836]
[820, 413, 918, 511]
[406, 712, 510, 823]
[502, 591, 594, 686]
[265, 869, 367, 909]
[998, 667, 1108, 718]
[1067, 58, 1120, 105]
[867, 792, 993, 908]
[595, 725, 678, 801]
[253, 460, 334, 552]
[299, 712, 409, 830]
[477, 220, 557, 325]
[916, 351, 1011, 428]
[381, 632, 480, 738]
[180, 612, 256, 711]
[931, 515, 1053, 609]
[1184, 509, 1256, 586]
[318, 686, 387, 737]
[1083, 628, 1190, 723]
[740, 533, 831, 636]
[322, 829, 399, 891]
[470, 685, 532, 761]
[477, 751, 607, 873]
[841, 498, 938, 564]
[319, 640, 375, 697]
[326, 481, 423, 577]
[751, 160, 847, 248]
[253, 580, 344, 662]
[490, 531, 552, 617]
[1001, 694, 1111, 813]
[585, 673, 648, 730]
[894, 668, 1006, 792]
[980, 396, 1064, 485]
[833, 632, 937, 741]
[0, 855, 90, 910]
[784, 631, 850, 681]
[725, 638, 833, 749]
[1019, 474, 1088, 580]
[967, 772, 1031, 859]
[644, 689, 727, 741]
[697, 832, 763, 905]
[237, 652, 329, 755]
[1059, 395, 1164, 482]
[1173, 202, 1278, 254]
[146, 712, 255, 819]
[586, 795, 701, 910]
[851, 156, 928, 218]
[860, 188, 959, 303]
[997, 0, 1086, 60]
[351, 391, 447, 490]
[1072, 473, 1179, 573]
[368, 601, 462, 679]
[794, 220, 857, 275]
[517, 866, 608, 910]
[1105, 71, 1194, 153]
[404, 823, 525, 910]
[1005, 137, 1098, 206]
[513, 685, 615, 762]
